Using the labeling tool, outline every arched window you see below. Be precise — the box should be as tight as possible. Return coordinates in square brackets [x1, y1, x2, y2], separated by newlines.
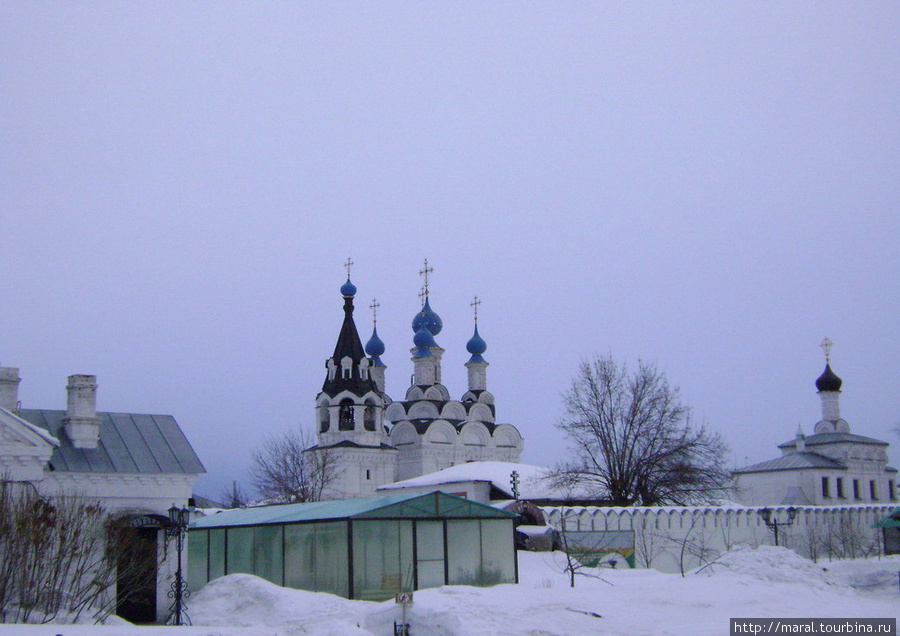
[339, 399, 355, 431]
[319, 406, 330, 432]
[364, 400, 376, 431]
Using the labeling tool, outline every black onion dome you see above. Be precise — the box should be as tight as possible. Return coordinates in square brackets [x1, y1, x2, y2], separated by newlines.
[815, 364, 843, 392]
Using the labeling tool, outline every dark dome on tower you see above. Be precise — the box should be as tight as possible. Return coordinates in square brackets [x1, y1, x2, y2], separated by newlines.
[411, 297, 442, 336]
[815, 364, 843, 392]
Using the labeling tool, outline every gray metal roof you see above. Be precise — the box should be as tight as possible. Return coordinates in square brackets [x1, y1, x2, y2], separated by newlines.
[778, 431, 889, 449]
[191, 490, 517, 529]
[733, 451, 846, 474]
[19, 409, 205, 475]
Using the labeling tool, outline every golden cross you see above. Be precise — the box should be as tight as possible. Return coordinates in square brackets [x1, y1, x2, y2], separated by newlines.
[369, 298, 380, 325]
[471, 295, 481, 324]
[419, 259, 433, 297]
[344, 257, 354, 279]
[820, 337, 834, 363]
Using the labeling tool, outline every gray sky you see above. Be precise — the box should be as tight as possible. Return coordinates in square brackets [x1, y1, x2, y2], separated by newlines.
[3, 4, 898, 500]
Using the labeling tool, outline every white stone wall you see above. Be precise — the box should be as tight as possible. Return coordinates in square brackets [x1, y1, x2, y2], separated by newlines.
[324, 446, 399, 499]
[543, 504, 894, 573]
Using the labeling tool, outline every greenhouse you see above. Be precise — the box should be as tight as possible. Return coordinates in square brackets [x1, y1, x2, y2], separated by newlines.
[187, 491, 518, 600]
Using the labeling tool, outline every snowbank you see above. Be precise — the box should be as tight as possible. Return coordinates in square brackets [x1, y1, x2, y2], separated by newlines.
[2, 548, 897, 635]
[190, 574, 373, 634]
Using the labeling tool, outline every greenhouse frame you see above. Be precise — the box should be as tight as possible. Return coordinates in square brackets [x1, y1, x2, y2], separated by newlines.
[187, 491, 519, 600]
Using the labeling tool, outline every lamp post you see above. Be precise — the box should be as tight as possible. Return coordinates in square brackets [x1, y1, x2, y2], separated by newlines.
[166, 504, 191, 626]
[759, 507, 797, 547]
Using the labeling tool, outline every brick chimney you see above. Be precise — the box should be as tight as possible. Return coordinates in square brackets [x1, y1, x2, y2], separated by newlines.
[63, 375, 100, 449]
[0, 367, 21, 412]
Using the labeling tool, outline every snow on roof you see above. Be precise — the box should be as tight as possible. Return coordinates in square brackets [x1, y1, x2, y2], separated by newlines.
[0, 406, 59, 447]
[377, 461, 563, 499]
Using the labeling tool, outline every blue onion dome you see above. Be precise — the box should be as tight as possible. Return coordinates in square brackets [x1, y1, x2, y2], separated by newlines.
[413, 323, 438, 348]
[466, 325, 487, 356]
[411, 297, 443, 335]
[365, 326, 385, 357]
[815, 364, 842, 392]
[340, 277, 357, 297]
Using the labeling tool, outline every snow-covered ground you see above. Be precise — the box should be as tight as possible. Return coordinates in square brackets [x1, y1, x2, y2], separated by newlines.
[3, 547, 898, 635]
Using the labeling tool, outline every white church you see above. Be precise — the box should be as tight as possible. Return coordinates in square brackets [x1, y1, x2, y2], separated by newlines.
[732, 342, 896, 507]
[310, 264, 525, 499]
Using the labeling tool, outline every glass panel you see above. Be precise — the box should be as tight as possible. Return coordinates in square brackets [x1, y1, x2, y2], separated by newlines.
[417, 560, 445, 589]
[315, 522, 349, 597]
[208, 529, 226, 580]
[416, 521, 444, 561]
[352, 520, 414, 601]
[186, 530, 208, 592]
[226, 527, 254, 575]
[415, 521, 445, 589]
[284, 522, 348, 597]
[446, 520, 482, 585]
[253, 525, 283, 585]
[479, 520, 515, 585]
[284, 524, 316, 591]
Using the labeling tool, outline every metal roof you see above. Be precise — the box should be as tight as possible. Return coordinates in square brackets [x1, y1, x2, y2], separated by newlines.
[778, 432, 889, 448]
[732, 451, 845, 474]
[191, 491, 518, 529]
[19, 409, 205, 475]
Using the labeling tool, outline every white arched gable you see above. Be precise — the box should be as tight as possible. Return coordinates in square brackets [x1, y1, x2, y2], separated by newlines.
[384, 402, 407, 422]
[405, 386, 424, 401]
[492, 424, 522, 448]
[440, 401, 467, 421]
[477, 390, 495, 405]
[460, 421, 489, 447]
[423, 384, 450, 401]
[424, 420, 456, 445]
[390, 421, 419, 446]
[407, 401, 440, 419]
[467, 403, 493, 423]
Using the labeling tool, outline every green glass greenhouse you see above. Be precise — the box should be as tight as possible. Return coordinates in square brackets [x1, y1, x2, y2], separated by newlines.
[187, 491, 518, 600]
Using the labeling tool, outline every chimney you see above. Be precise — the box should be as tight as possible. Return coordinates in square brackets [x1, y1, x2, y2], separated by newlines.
[63, 374, 100, 449]
[794, 425, 806, 453]
[0, 367, 21, 411]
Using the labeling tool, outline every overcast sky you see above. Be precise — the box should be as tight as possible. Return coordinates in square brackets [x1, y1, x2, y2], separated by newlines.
[3, 4, 898, 500]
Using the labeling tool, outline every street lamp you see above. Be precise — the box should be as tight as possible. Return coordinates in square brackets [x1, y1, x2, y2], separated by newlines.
[166, 504, 191, 626]
[759, 507, 797, 547]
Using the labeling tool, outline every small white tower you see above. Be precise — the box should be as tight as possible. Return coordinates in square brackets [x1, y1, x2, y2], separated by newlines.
[813, 337, 850, 434]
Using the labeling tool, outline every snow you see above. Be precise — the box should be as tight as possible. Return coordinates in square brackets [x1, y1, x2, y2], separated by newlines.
[377, 461, 566, 500]
[3, 548, 898, 635]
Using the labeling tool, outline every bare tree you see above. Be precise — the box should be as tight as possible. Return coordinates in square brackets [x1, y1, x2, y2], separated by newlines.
[555, 355, 731, 506]
[0, 481, 154, 624]
[250, 427, 340, 503]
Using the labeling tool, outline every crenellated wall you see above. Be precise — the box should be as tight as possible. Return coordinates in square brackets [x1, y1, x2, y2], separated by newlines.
[541, 504, 894, 573]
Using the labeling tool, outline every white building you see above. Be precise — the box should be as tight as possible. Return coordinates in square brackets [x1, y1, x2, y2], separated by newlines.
[0, 367, 205, 623]
[733, 355, 897, 507]
[310, 269, 524, 499]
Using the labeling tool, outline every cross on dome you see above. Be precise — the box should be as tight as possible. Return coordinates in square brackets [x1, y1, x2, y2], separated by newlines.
[369, 298, 380, 325]
[471, 295, 481, 325]
[820, 337, 834, 363]
[344, 257, 354, 279]
[419, 259, 434, 297]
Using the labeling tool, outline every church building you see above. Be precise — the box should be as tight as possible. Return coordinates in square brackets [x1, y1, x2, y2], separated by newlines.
[309, 263, 524, 499]
[733, 341, 897, 506]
